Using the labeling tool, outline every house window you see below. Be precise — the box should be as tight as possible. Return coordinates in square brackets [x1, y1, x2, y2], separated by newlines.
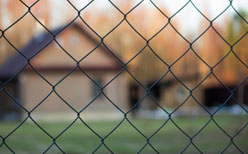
[92, 79, 103, 98]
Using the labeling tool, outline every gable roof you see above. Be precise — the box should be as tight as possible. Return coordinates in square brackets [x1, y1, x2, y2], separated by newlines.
[0, 23, 123, 78]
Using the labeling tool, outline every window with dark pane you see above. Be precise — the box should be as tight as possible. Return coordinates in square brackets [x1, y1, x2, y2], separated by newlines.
[91, 78, 103, 98]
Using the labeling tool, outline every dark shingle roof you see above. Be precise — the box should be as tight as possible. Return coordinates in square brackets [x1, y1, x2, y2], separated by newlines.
[0, 27, 60, 78]
[0, 23, 123, 79]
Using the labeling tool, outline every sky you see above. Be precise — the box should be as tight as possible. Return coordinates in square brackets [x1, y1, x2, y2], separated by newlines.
[70, 0, 248, 34]
[1, 0, 247, 35]
[163, 0, 248, 33]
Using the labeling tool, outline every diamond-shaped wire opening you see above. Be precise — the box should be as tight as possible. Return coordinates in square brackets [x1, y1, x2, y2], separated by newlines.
[192, 27, 230, 67]
[55, 119, 102, 154]
[13, 70, 52, 111]
[213, 114, 248, 136]
[193, 73, 236, 111]
[28, 40, 77, 84]
[169, 1, 210, 42]
[149, 119, 190, 153]
[0, 1, 28, 30]
[78, 0, 123, 37]
[212, 8, 248, 45]
[30, 91, 77, 122]
[55, 69, 95, 112]
[212, 51, 248, 88]
[103, 120, 148, 153]
[126, 47, 169, 86]
[149, 24, 189, 65]
[103, 21, 146, 63]
[193, 119, 232, 153]
[3, 13, 36, 51]
[51, 20, 102, 62]
[171, 108, 208, 139]
[79, 46, 122, 73]
[169, 50, 201, 88]
[125, 0, 169, 39]
[79, 95, 124, 121]
[171, 101, 210, 136]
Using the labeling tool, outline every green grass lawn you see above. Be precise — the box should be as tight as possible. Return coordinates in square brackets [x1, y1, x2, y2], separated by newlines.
[0, 115, 247, 154]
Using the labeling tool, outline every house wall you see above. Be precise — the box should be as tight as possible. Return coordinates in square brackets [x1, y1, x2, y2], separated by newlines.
[159, 81, 204, 110]
[32, 26, 117, 68]
[13, 24, 128, 120]
[0, 78, 22, 120]
[20, 71, 128, 119]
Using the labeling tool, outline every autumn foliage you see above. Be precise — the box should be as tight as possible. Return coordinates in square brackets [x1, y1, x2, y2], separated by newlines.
[0, 1, 247, 88]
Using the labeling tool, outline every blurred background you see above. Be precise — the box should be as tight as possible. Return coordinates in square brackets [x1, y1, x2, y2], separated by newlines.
[0, 0, 247, 119]
[0, 0, 247, 153]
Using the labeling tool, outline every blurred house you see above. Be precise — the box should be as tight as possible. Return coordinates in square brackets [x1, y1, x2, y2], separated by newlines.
[1, 1, 247, 119]
[197, 22, 248, 108]
[0, 23, 128, 120]
[133, 21, 248, 112]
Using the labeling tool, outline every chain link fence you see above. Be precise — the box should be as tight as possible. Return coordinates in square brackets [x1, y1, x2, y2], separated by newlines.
[0, 0, 247, 153]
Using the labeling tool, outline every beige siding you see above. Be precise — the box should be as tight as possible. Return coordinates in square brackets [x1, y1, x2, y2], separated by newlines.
[32, 27, 116, 68]
[16, 25, 128, 120]
[159, 81, 204, 109]
[21, 71, 128, 115]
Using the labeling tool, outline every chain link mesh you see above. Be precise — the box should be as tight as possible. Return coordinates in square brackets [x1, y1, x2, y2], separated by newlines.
[0, 0, 247, 153]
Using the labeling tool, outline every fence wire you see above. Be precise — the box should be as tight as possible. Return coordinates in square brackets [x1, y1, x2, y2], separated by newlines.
[0, 0, 247, 153]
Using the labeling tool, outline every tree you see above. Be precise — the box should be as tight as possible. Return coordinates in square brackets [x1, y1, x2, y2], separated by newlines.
[226, 10, 248, 104]
[0, 0, 53, 64]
